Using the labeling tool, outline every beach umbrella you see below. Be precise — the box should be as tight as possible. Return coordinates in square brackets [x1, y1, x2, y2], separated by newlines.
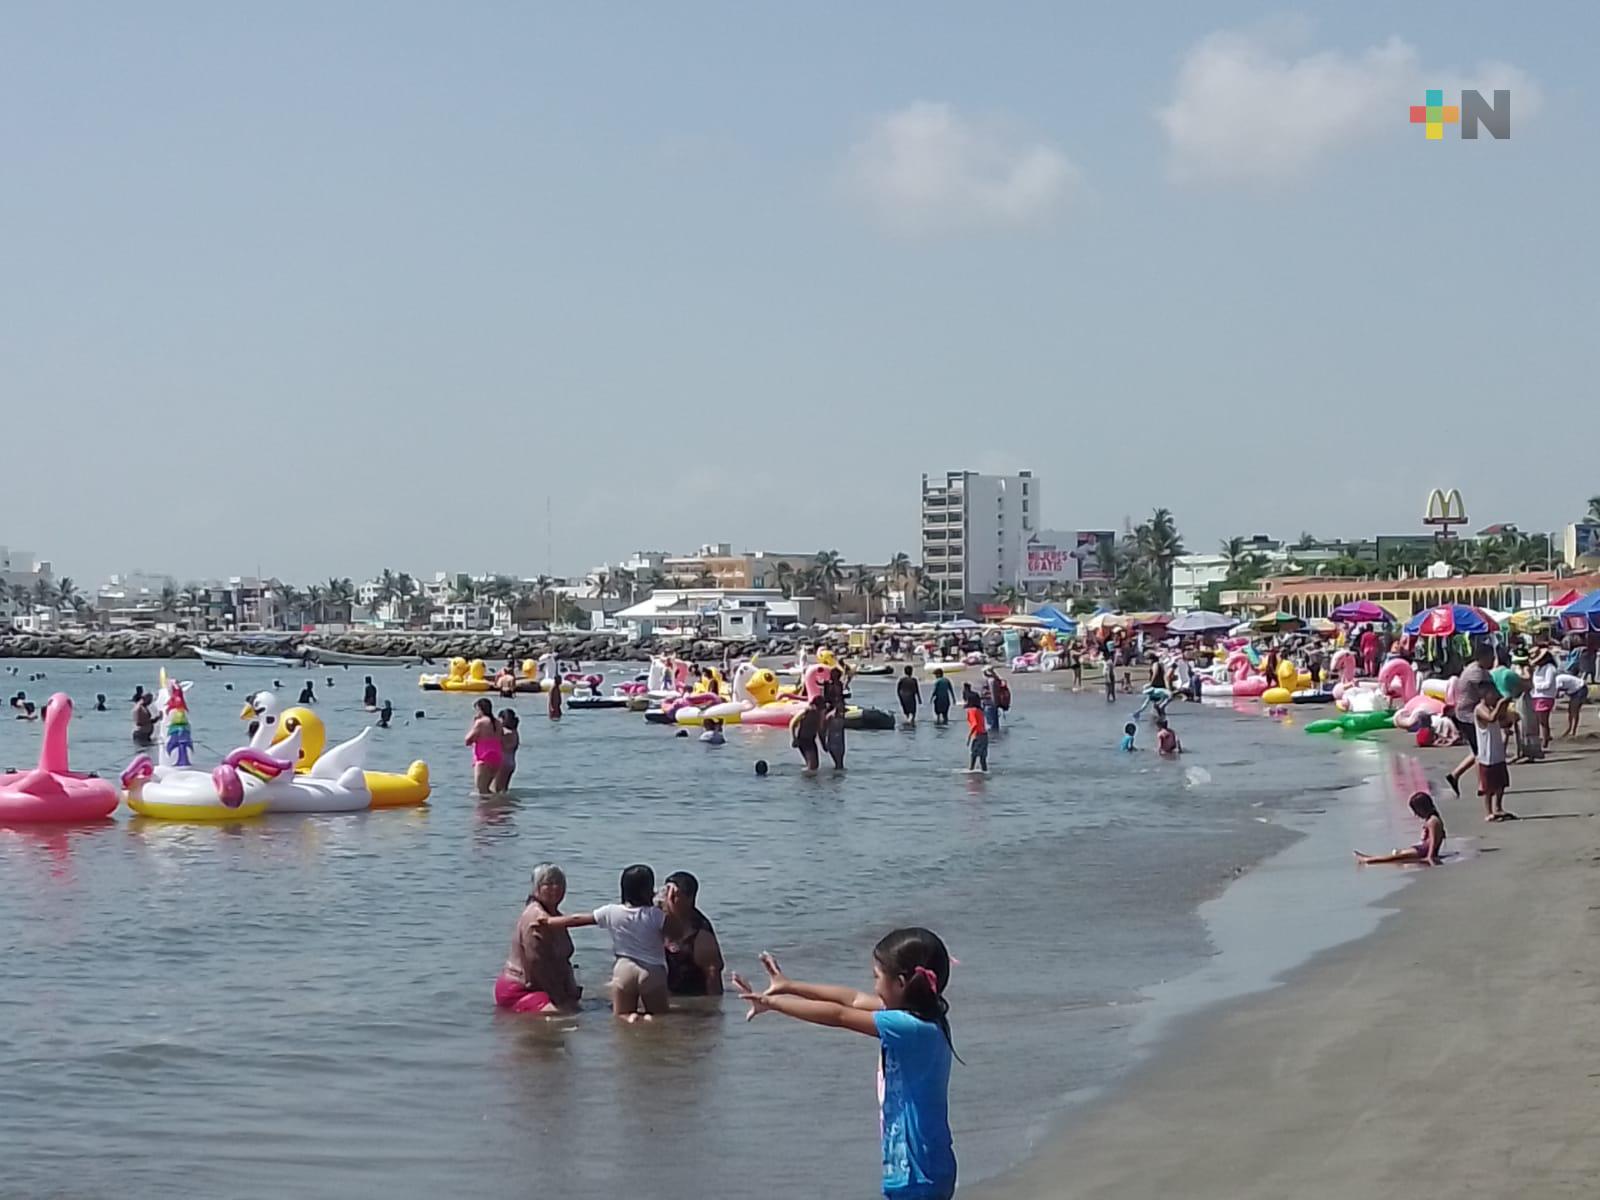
[1168, 610, 1233, 635]
[1000, 613, 1045, 628]
[1402, 603, 1498, 636]
[1552, 588, 1582, 608]
[1329, 600, 1393, 624]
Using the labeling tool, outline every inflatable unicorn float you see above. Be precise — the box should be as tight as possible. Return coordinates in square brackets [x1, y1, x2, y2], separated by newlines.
[120, 678, 429, 818]
[0, 693, 119, 823]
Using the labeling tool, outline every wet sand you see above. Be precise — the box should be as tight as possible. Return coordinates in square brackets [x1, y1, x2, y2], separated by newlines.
[975, 729, 1600, 1200]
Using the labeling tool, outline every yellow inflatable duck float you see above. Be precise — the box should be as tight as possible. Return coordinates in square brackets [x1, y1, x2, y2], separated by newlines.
[419, 657, 494, 692]
[242, 694, 431, 808]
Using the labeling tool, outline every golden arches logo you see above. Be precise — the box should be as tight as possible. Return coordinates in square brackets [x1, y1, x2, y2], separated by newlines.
[1423, 488, 1466, 524]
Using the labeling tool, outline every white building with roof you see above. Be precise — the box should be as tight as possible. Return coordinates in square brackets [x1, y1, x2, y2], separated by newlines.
[611, 588, 811, 637]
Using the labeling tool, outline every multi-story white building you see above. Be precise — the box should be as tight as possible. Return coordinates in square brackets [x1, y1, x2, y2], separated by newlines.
[920, 470, 1036, 614]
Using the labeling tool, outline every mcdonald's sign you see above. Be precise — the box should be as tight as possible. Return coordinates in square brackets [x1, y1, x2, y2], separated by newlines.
[1423, 488, 1467, 528]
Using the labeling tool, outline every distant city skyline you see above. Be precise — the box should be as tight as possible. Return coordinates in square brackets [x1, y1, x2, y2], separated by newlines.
[2, 4, 1586, 582]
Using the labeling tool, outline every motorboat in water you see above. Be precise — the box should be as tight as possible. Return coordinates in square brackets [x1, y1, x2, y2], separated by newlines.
[191, 647, 305, 668]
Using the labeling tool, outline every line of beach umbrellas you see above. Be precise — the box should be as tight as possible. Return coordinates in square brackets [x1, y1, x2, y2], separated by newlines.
[977, 585, 1600, 642]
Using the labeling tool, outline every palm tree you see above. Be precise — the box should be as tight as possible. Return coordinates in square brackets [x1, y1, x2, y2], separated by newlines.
[1095, 538, 1117, 583]
[1220, 536, 1248, 574]
[277, 584, 305, 629]
[512, 582, 539, 627]
[409, 592, 436, 628]
[1468, 538, 1505, 575]
[394, 573, 416, 621]
[866, 575, 890, 615]
[773, 560, 796, 599]
[323, 579, 355, 624]
[1294, 531, 1319, 550]
[32, 578, 52, 610]
[813, 550, 844, 605]
[303, 583, 325, 624]
[1587, 496, 1600, 524]
[1437, 540, 1470, 573]
[54, 576, 82, 612]
[887, 552, 912, 587]
[613, 568, 636, 603]
[993, 583, 1022, 611]
[591, 571, 611, 600]
[1139, 509, 1184, 607]
[917, 574, 942, 611]
[159, 583, 179, 617]
[533, 575, 554, 620]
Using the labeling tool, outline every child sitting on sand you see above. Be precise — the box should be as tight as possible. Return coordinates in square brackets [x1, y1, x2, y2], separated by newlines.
[1354, 792, 1445, 865]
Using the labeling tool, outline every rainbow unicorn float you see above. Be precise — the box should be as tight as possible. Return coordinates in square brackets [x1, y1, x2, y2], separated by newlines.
[0, 694, 119, 823]
[122, 671, 272, 820]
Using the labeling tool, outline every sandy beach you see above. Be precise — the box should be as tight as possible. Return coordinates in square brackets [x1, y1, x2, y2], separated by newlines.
[975, 715, 1600, 1199]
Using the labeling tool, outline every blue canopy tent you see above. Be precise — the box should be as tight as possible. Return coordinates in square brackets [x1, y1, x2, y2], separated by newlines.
[1559, 589, 1600, 631]
[1029, 604, 1078, 633]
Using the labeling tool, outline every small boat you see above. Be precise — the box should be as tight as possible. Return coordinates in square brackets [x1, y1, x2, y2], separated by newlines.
[851, 663, 894, 677]
[303, 645, 424, 668]
[191, 647, 304, 668]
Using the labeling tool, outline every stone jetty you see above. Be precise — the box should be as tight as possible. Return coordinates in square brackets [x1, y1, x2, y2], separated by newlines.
[0, 629, 820, 663]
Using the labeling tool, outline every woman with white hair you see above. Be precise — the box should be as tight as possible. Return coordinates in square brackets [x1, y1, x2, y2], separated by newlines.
[494, 863, 583, 1014]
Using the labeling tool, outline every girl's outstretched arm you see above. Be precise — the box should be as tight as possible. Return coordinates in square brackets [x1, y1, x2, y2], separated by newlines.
[732, 977, 880, 1036]
[751, 952, 880, 1010]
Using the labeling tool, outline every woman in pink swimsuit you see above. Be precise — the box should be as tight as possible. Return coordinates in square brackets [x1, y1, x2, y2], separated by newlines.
[465, 698, 503, 795]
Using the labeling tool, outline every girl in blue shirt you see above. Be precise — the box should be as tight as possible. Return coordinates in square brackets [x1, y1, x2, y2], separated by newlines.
[735, 929, 957, 1200]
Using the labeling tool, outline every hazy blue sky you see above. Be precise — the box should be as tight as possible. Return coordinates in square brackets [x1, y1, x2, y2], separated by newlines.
[2, 3, 1592, 583]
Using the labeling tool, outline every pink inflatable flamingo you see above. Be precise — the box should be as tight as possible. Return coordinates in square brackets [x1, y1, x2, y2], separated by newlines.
[1378, 658, 1419, 703]
[1229, 655, 1269, 699]
[1330, 648, 1358, 687]
[0, 694, 120, 823]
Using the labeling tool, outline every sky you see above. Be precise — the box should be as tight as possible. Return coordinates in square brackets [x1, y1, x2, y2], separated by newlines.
[2, 2, 1593, 584]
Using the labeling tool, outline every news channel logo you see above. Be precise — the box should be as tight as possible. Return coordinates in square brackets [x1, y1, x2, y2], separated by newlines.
[1409, 89, 1511, 140]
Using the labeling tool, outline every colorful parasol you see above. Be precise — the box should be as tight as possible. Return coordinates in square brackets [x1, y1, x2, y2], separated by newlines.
[1402, 603, 1498, 636]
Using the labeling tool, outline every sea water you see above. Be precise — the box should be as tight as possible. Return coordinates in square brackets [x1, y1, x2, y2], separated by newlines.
[0, 661, 1407, 1198]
